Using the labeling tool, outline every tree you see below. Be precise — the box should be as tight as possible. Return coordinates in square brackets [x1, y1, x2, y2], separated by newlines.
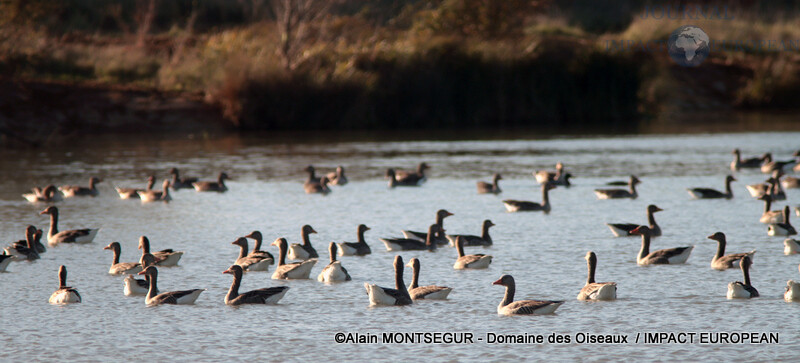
[271, 0, 332, 71]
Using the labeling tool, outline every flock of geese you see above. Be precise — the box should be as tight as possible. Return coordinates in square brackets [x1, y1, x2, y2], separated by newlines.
[3, 148, 800, 316]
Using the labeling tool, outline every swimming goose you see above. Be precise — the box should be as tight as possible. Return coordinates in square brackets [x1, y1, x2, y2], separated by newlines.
[784, 265, 800, 301]
[337, 224, 372, 256]
[326, 166, 348, 186]
[630, 226, 693, 265]
[224, 265, 290, 305]
[577, 251, 617, 301]
[727, 256, 758, 299]
[406, 257, 452, 300]
[304, 176, 331, 194]
[761, 152, 799, 174]
[783, 176, 799, 189]
[244, 231, 275, 262]
[493, 275, 563, 315]
[687, 175, 735, 199]
[231, 237, 271, 272]
[192, 172, 229, 192]
[605, 204, 663, 237]
[115, 176, 155, 199]
[59, 177, 102, 197]
[534, 162, 566, 185]
[8, 226, 45, 254]
[288, 225, 319, 260]
[23, 185, 61, 203]
[401, 209, 453, 244]
[759, 195, 784, 224]
[768, 206, 797, 236]
[48, 265, 81, 304]
[124, 254, 159, 296]
[453, 236, 493, 269]
[446, 219, 494, 247]
[381, 224, 441, 251]
[503, 183, 555, 212]
[137, 180, 172, 203]
[104, 242, 142, 275]
[594, 175, 640, 199]
[731, 149, 767, 171]
[364, 255, 413, 306]
[169, 168, 199, 190]
[137, 266, 205, 305]
[317, 243, 352, 283]
[4, 226, 40, 261]
[745, 177, 776, 199]
[138, 236, 183, 267]
[39, 206, 100, 246]
[303, 165, 321, 186]
[477, 173, 503, 194]
[393, 162, 429, 186]
[270, 238, 317, 280]
[0, 254, 15, 272]
[707, 232, 756, 270]
[784, 239, 800, 255]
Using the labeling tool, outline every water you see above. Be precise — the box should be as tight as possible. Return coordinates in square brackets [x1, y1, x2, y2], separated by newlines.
[1, 131, 799, 361]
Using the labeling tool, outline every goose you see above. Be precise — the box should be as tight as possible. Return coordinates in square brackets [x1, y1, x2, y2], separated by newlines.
[124, 254, 159, 296]
[605, 204, 663, 237]
[5, 226, 42, 259]
[0, 254, 15, 272]
[770, 174, 787, 200]
[784, 265, 800, 301]
[786, 239, 800, 255]
[137, 179, 172, 203]
[493, 275, 563, 315]
[782, 176, 799, 189]
[326, 166, 348, 186]
[535, 171, 572, 187]
[768, 206, 797, 236]
[22, 185, 61, 203]
[104, 242, 142, 275]
[304, 176, 331, 194]
[39, 206, 100, 246]
[759, 195, 784, 224]
[477, 173, 502, 194]
[731, 149, 767, 171]
[288, 225, 319, 260]
[534, 162, 566, 185]
[381, 224, 441, 251]
[385, 169, 399, 188]
[577, 252, 617, 301]
[401, 209, 453, 244]
[707, 232, 756, 270]
[317, 243, 351, 283]
[364, 255, 413, 306]
[687, 175, 735, 199]
[594, 175, 640, 199]
[231, 237, 271, 272]
[727, 256, 758, 299]
[745, 177, 776, 199]
[303, 165, 321, 186]
[224, 265, 290, 305]
[192, 172, 229, 192]
[169, 167, 198, 190]
[270, 238, 317, 280]
[453, 236, 493, 269]
[761, 152, 799, 174]
[137, 266, 205, 305]
[446, 219, 494, 247]
[48, 265, 81, 304]
[336, 224, 371, 256]
[630, 226, 693, 265]
[115, 175, 155, 199]
[244, 231, 275, 261]
[59, 177, 102, 197]
[406, 257, 452, 300]
[393, 162, 429, 186]
[137, 236, 183, 267]
[503, 183, 555, 213]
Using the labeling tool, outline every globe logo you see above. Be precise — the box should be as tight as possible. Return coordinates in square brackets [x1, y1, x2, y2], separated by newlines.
[668, 26, 710, 67]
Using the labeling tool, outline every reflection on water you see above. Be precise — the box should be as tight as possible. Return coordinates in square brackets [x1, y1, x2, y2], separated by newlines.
[1, 128, 799, 361]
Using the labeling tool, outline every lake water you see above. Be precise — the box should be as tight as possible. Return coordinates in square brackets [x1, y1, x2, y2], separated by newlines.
[1, 131, 799, 361]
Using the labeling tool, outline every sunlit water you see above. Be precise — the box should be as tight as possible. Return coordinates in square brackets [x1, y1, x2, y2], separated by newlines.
[1, 131, 799, 361]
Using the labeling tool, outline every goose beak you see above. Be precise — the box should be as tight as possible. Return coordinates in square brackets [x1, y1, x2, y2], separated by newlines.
[137, 270, 146, 275]
[102, 245, 111, 250]
[492, 278, 503, 285]
[222, 269, 231, 274]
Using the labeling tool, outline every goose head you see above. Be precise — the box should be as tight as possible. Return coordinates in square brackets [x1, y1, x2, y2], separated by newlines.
[706, 232, 726, 242]
[647, 205, 663, 213]
[492, 274, 514, 287]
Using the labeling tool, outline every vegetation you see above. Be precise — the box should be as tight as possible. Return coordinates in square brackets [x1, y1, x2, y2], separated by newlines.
[1, 0, 799, 132]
